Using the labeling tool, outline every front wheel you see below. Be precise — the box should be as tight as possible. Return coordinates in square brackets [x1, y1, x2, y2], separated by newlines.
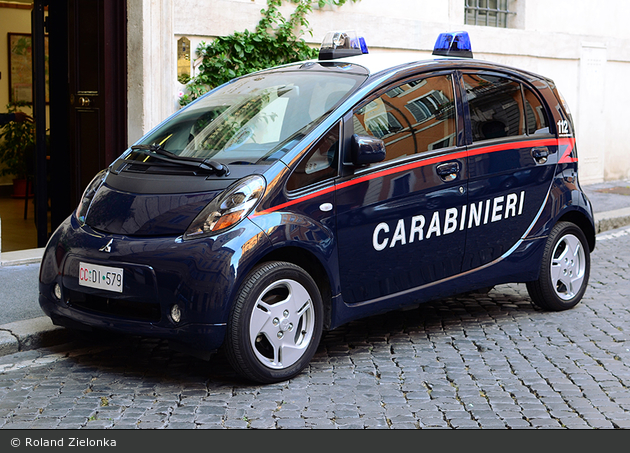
[526, 221, 590, 311]
[225, 261, 323, 383]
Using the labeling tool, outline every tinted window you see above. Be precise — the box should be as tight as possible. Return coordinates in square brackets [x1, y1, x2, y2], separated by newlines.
[287, 123, 339, 191]
[523, 86, 550, 134]
[463, 74, 525, 141]
[353, 74, 457, 165]
[139, 69, 365, 165]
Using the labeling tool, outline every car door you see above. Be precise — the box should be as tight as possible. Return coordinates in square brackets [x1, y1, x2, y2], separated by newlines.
[460, 71, 556, 271]
[335, 72, 469, 304]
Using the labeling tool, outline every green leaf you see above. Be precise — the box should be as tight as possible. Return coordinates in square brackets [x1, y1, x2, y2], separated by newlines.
[178, 0, 362, 99]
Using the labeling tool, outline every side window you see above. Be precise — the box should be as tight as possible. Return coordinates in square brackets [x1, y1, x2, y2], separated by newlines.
[352, 74, 457, 166]
[287, 123, 339, 191]
[523, 86, 550, 135]
[463, 73, 525, 141]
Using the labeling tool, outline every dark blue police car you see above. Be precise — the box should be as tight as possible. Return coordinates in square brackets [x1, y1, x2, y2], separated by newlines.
[39, 31, 595, 383]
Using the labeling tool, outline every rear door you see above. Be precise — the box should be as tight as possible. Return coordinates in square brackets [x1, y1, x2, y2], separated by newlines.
[335, 72, 468, 304]
[460, 71, 556, 271]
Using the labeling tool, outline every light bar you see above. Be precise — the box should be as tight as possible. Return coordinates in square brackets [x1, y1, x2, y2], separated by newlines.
[432, 31, 473, 59]
[319, 31, 368, 61]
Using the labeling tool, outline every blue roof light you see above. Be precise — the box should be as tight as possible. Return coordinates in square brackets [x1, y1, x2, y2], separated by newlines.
[359, 37, 368, 55]
[319, 31, 369, 61]
[432, 31, 473, 59]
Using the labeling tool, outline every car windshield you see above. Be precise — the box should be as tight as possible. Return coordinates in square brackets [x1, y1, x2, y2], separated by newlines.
[138, 68, 366, 165]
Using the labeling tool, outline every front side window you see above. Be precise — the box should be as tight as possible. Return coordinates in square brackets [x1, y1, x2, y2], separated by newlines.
[287, 123, 339, 191]
[352, 74, 457, 166]
[139, 67, 365, 165]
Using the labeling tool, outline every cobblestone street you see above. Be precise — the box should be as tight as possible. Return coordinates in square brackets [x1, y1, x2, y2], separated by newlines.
[1, 227, 629, 429]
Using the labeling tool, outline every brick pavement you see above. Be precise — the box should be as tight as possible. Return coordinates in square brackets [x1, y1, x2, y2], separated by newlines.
[0, 227, 629, 429]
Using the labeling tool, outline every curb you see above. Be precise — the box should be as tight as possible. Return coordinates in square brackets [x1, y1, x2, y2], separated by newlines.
[0, 210, 629, 359]
[0, 317, 69, 357]
[594, 207, 630, 234]
[0, 248, 44, 267]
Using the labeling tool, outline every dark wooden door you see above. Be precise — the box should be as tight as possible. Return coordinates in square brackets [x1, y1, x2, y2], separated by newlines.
[66, 0, 127, 208]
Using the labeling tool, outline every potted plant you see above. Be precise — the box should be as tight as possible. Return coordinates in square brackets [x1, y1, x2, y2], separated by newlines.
[0, 102, 35, 198]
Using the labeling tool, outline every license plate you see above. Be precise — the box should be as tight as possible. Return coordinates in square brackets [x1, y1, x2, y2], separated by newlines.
[79, 262, 124, 293]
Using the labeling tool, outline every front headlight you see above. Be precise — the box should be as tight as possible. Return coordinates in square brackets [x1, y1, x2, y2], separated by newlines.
[184, 175, 266, 240]
[75, 169, 108, 225]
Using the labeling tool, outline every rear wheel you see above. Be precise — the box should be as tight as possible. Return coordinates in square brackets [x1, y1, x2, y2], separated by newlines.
[225, 261, 323, 383]
[526, 221, 590, 311]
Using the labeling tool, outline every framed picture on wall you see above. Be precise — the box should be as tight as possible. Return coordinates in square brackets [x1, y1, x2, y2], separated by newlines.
[7, 32, 49, 104]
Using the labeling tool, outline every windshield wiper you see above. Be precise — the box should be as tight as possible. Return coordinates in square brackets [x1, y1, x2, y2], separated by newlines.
[130, 144, 229, 176]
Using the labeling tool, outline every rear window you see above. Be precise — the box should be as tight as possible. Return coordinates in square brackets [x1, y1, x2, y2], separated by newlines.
[523, 86, 550, 135]
[463, 73, 549, 142]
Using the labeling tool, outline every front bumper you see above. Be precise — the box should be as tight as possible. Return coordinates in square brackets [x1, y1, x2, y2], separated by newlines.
[39, 294, 227, 353]
[38, 215, 270, 353]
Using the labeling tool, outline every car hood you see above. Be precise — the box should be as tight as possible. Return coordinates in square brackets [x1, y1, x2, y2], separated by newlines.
[83, 170, 238, 236]
[85, 184, 223, 236]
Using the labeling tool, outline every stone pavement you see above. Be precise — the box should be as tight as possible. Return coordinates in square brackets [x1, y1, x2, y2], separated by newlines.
[0, 224, 628, 429]
[585, 179, 630, 233]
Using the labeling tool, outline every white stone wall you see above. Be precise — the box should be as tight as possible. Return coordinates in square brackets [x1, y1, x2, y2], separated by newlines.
[127, 0, 175, 145]
[129, 0, 630, 183]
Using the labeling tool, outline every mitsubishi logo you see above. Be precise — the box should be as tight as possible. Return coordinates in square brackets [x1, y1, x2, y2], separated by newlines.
[99, 239, 113, 253]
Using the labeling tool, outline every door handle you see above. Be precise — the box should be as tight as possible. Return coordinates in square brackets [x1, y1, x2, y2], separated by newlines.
[531, 147, 549, 164]
[436, 162, 460, 181]
[79, 97, 91, 107]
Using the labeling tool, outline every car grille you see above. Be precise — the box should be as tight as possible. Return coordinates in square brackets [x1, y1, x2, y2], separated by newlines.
[68, 290, 161, 322]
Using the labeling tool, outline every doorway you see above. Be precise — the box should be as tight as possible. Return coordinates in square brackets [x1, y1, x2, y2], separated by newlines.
[0, 0, 127, 253]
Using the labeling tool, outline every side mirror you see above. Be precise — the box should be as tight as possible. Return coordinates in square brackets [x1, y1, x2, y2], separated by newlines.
[352, 134, 385, 167]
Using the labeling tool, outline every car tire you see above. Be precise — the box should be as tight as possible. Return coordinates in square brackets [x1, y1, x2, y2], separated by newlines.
[225, 261, 323, 383]
[526, 221, 590, 311]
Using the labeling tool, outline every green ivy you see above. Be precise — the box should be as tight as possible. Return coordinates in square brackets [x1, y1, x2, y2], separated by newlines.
[179, 0, 360, 106]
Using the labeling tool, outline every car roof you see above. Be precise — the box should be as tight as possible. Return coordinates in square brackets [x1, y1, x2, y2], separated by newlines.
[312, 52, 550, 85]
[326, 51, 437, 75]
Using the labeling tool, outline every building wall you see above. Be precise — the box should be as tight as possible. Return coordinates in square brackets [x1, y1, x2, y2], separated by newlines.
[0, 3, 32, 186]
[127, 0, 175, 144]
[129, 0, 630, 184]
